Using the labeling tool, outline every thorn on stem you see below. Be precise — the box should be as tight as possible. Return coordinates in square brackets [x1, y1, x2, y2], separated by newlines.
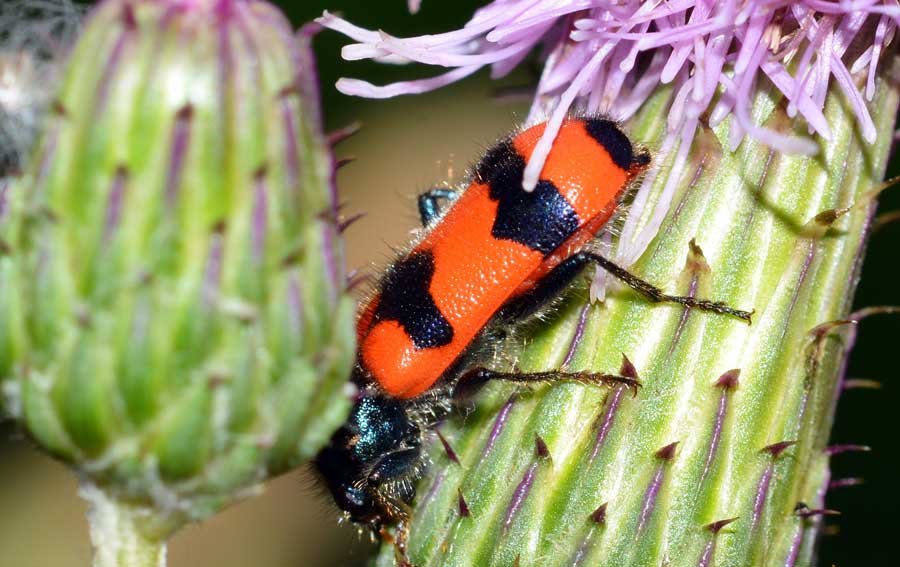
[685, 238, 710, 273]
[715, 369, 740, 390]
[327, 121, 363, 146]
[437, 430, 459, 464]
[338, 212, 365, 233]
[589, 502, 608, 525]
[121, 3, 137, 29]
[794, 502, 841, 518]
[825, 444, 871, 455]
[761, 440, 797, 457]
[335, 156, 356, 170]
[619, 353, 638, 380]
[535, 435, 550, 460]
[457, 488, 470, 518]
[705, 517, 739, 534]
[828, 477, 864, 490]
[656, 442, 679, 460]
[843, 378, 882, 390]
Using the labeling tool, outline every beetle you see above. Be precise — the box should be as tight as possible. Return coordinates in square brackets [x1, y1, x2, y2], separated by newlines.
[315, 117, 751, 564]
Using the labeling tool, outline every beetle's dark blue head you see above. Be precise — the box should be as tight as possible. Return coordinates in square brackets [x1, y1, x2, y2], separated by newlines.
[315, 393, 424, 526]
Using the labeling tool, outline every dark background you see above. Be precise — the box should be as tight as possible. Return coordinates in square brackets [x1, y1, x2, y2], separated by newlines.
[1, 1, 897, 566]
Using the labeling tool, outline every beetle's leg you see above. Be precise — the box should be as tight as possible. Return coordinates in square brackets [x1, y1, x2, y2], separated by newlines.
[418, 188, 459, 227]
[454, 367, 640, 399]
[497, 251, 753, 323]
[374, 495, 416, 567]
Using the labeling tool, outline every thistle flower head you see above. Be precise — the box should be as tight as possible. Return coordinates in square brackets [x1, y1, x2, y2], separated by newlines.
[318, 1, 898, 263]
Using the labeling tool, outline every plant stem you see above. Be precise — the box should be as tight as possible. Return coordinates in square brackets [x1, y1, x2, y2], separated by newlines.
[80, 483, 167, 567]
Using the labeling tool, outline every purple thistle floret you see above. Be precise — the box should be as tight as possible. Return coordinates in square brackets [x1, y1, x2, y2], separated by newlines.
[318, 1, 897, 264]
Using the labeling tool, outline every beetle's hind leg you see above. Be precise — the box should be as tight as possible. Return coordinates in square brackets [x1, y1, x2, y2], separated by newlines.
[454, 366, 640, 400]
[373, 494, 416, 567]
[497, 251, 753, 324]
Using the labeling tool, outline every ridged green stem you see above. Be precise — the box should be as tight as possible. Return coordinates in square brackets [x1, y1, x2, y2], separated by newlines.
[378, 73, 899, 566]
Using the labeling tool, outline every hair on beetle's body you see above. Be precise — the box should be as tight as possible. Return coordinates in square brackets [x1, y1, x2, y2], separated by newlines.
[315, 116, 752, 566]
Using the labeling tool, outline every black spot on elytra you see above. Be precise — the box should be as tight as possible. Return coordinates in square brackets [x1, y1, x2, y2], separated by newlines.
[475, 140, 579, 255]
[584, 118, 641, 170]
[375, 251, 453, 349]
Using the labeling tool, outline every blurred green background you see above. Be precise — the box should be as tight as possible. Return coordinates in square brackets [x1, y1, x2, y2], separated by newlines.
[1, 1, 897, 566]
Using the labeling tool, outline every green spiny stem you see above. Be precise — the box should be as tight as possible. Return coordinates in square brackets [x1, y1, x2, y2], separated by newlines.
[377, 73, 899, 566]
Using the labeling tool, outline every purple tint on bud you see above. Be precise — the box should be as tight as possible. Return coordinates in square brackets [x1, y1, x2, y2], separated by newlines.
[784, 526, 803, 567]
[588, 386, 624, 463]
[751, 463, 774, 533]
[481, 394, 517, 459]
[93, 7, 133, 116]
[701, 370, 740, 485]
[421, 468, 446, 508]
[215, 0, 234, 107]
[286, 272, 303, 340]
[561, 303, 590, 369]
[696, 540, 715, 567]
[279, 88, 301, 200]
[637, 442, 678, 533]
[203, 220, 226, 306]
[102, 165, 128, 243]
[166, 105, 193, 208]
[503, 459, 537, 533]
[252, 165, 267, 262]
[752, 441, 796, 531]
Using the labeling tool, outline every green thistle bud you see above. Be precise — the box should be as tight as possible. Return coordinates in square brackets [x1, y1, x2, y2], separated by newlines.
[0, 0, 354, 563]
[318, 3, 899, 565]
[370, 71, 899, 567]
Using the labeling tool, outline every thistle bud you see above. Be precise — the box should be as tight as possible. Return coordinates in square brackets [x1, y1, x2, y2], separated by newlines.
[320, 2, 899, 566]
[0, 0, 354, 561]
